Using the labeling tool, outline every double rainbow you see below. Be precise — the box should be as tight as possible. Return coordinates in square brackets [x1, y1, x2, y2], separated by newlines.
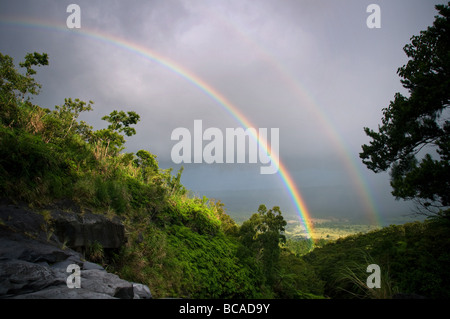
[1, 16, 317, 234]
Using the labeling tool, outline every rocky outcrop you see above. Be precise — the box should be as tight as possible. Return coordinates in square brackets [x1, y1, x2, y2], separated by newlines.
[50, 209, 125, 250]
[0, 202, 151, 299]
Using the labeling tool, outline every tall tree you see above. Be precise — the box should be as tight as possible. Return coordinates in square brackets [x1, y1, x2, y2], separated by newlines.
[239, 204, 287, 286]
[360, 3, 450, 216]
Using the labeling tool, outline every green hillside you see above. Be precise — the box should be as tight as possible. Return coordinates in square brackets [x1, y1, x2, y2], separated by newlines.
[1, 51, 449, 299]
[302, 219, 450, 299]
[0, 51, 323, 298]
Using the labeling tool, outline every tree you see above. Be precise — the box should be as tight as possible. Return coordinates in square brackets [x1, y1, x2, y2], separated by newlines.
[44, 98, 94, 142]
[0, 52, 48, 126]
[360, 3, 450, 216]
[134, 149, 159, 183]
[239, 204, 287, 286]
[90, 110, 140, 158]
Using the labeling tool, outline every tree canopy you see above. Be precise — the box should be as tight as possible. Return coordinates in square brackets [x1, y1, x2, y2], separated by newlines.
[239, 205, 287, 286]
[360, 3, 450, 215]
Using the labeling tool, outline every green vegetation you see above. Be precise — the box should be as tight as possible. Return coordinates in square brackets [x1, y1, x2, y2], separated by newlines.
[303, 219, 450, 298]
[360, 3, 450, 215]
[0, 50, 324, 298]
[1, 50, 449, 299]
[1, 4, 449, 298]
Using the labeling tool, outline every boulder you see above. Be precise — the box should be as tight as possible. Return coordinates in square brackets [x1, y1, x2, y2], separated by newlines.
[50, 210, 125, 249]
[0, 203, 56, 243]
[0, 229, 77, 264]
[80, 269, 134, 299]
[0, 203, 152, 299]
[133, 283, 152, 299]
[0, 259, 63, 296]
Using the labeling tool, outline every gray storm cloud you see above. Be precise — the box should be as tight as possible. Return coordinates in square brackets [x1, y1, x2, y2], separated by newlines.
[0, 0, 442, 224]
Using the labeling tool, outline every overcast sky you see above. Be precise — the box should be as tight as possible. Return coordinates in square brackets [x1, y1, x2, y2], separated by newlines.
[0, 0, 445, 224]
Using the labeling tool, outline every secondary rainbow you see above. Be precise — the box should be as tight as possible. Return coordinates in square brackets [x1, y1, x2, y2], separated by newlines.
[206, 9, 384, 226]
[0, 16, 315, 235]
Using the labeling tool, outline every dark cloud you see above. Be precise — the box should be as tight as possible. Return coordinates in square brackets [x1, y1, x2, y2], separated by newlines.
[1, 0, 444, 223]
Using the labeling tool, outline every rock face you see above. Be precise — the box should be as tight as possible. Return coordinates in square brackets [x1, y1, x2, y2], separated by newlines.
[50, 210, 125, 250]
[0, 202, 151, 299]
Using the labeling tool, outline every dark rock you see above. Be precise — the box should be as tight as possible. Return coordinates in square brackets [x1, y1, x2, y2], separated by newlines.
[0, 203, 151, 299]
[50, 255, 83, 270]
[133, 283, 152, 299]
[44, 199, 85, 214]
[80, 269, 134, 299]
[0, 259, 63, 296]
[0, 202, 125, 252]
[50, 210, 125, 249]
[0, 204, 50, 242]
[0, 226, 77, 264]
[82, 261, 105, 271]
[10, 286, 116, 299]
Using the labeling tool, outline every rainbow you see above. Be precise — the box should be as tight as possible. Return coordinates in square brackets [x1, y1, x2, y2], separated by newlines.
[0, 16, 316, 234]
[206, 9, 384, 227]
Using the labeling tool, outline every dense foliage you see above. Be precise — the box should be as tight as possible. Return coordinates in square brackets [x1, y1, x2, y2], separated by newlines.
[303, 218, 450, 299]
[2, 6, 450, 296]
[0, 51, 325, 298]
[360, 3, 450, 214]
